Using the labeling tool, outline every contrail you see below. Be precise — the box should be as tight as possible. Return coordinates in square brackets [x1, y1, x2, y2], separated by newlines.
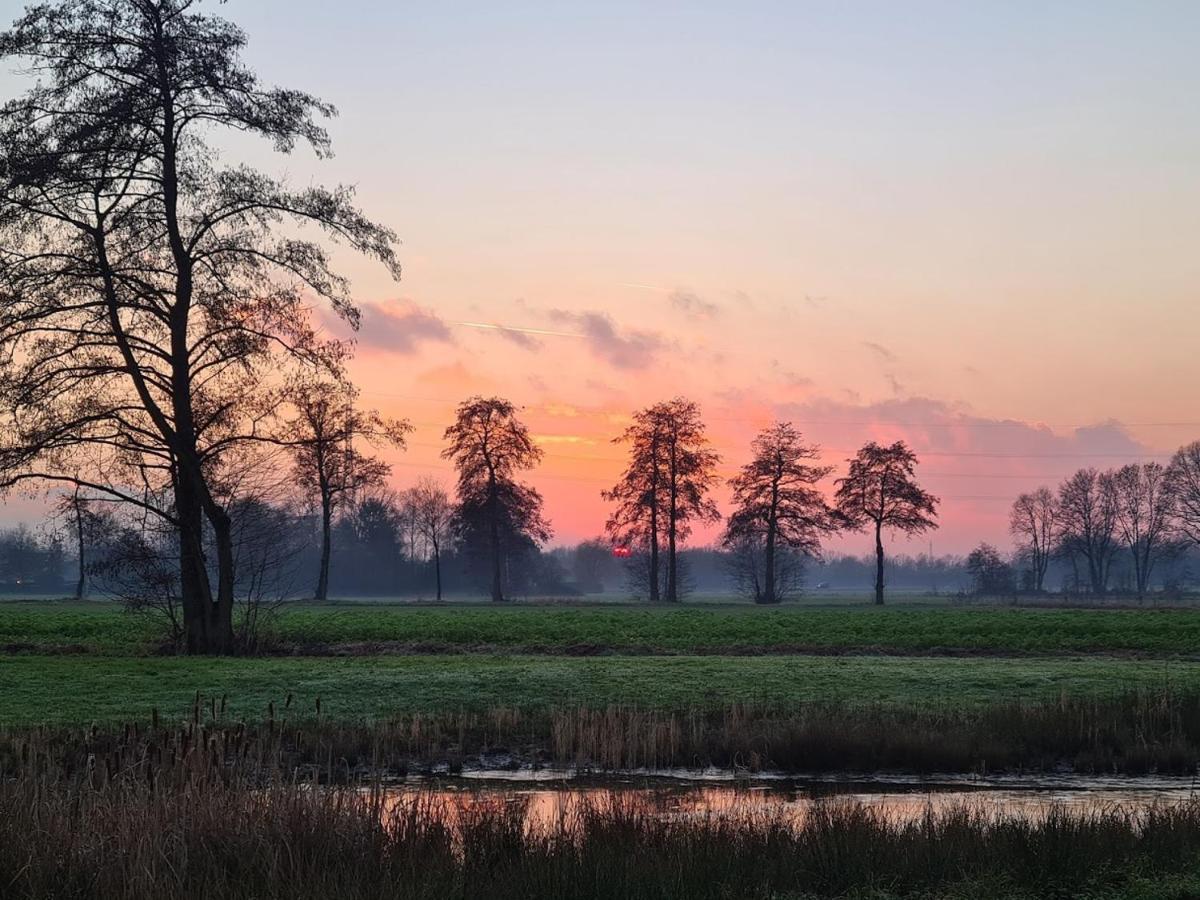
[454, 321, 584, 339]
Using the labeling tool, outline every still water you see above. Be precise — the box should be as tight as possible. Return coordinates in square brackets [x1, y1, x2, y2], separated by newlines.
[379, 770, 1200, 828]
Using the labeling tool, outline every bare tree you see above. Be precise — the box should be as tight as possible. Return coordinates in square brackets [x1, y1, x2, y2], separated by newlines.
[604, 399, 720, 603]
[1056, 468, 1119, 596]
[834, 441, 939, 605]
[1008, 487, 1057, 593]
[50, 484, 116, 600]
[1111, 462, 1176, 601]
[0, 1, 399, 653]
[722, 422, 839, 604]
[224, 493, 308, 649]
[1168, 441, 1200, 549]
[409, 477, 453, 601]
[89, 493, 185, 642]
[281, 379, 409, 602]
[442, 397, 549, 602]
[965, 543, 1016, 596]
[724, 538, 809, 604]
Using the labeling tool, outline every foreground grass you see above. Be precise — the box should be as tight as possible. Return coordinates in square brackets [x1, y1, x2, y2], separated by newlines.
[8, 600, 1200, 656]
[5, 755, 1200, 900]
[3, 653, 1198, 726]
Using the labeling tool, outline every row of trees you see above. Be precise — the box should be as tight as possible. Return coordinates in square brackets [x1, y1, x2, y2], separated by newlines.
[46, 390, 943, 611]
[600, 400, 939, 605]
[1007, 444, 1200, 599]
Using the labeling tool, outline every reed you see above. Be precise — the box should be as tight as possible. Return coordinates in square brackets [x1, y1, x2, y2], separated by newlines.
[2, 756, 1200, 899]
[11, 688, 1200, 782]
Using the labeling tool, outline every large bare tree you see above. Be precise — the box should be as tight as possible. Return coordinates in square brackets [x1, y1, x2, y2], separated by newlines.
[834, 441, 939, 605]
[722, 422, 839, 604]
[1008, 487, 1057, 593]
[604, 398, 719, 603]
[1168, 441, 1200, 549]
[1111, 462, 1176, 601]
[0, 1, 398, 652]
[442, 397, 549, 602]
[281, 378, 409, 602]
[1055, 468, 1119, 597]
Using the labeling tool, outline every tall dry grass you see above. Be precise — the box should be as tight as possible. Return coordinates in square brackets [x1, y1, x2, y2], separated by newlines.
[6, 689, 1198, 779]
[2, 757, 1200, 899]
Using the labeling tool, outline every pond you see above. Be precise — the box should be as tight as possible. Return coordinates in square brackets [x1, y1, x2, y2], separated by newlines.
[378, 769, 1200, 829]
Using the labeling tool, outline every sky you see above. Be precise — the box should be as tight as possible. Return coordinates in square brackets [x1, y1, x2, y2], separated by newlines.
[4, 0, 1200, 554]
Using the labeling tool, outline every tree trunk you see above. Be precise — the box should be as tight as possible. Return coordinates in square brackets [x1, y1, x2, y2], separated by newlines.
[763, 479, 778, 604]
[433, 542, 442, 602]
[874, 519, 885, 606]
[316, 492, 332, 602]
[666, 446, 678, 603]
[208, 506, 236, 654]
[488, 473, 504, 602]
[763, 525, 777, 605]
[648, 496, 660, 603]
[73, 499, 85, 601]
[666, 523, 677, 603]
[177, 475, 213, 654]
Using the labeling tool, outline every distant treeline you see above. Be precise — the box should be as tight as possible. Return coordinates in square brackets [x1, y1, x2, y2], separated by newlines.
[7, 511, 1197, 600]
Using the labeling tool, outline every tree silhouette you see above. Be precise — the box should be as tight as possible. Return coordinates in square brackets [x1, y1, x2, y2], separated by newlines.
[409, 477, 453, 602]
[1168, 442, 1200, 549]
[50, 485, 115, 600]
[834, 441, 938, 605]
[0, 1, 399, 652]
[1055, 468, 1118, 596]
[604, 398, 719, 602]
[442, 397, 549, 602]
[281, 379, 409, 602]
[1111, 462, 1176, 601]
[723, 422, 839, 604]
[965, 543, 1015, 596]
[1008, 487, 1057, 593]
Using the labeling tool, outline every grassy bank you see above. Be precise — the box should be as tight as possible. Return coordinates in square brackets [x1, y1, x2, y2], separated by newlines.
[10, 690, 1200, 776]
[4, 758, 1200, 899]
[7, 601, 1200, 656]
[2, 653, 1198, 726]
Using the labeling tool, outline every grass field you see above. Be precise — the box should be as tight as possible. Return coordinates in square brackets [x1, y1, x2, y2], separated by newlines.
[2, 652, 1196, 726]
[6, 600, 1200, 656]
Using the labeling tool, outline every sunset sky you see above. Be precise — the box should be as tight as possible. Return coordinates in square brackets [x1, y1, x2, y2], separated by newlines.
[6, 1, 1200, 554]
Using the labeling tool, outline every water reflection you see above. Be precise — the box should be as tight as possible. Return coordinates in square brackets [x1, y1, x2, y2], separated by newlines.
[378, 772, 1200, 831]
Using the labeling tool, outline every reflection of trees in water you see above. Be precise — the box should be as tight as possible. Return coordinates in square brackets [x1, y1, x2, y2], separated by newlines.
[378, 783, 1195, 838]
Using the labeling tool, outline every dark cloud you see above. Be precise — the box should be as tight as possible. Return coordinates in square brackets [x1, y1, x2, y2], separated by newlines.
[669, 289, 719, 318]
[322, 300, 453, 354]
[492, 327, 542, 350]
[771, 396, 1161, 474]
[861, 340, 897, 363]
[550, 310, 664, 370]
